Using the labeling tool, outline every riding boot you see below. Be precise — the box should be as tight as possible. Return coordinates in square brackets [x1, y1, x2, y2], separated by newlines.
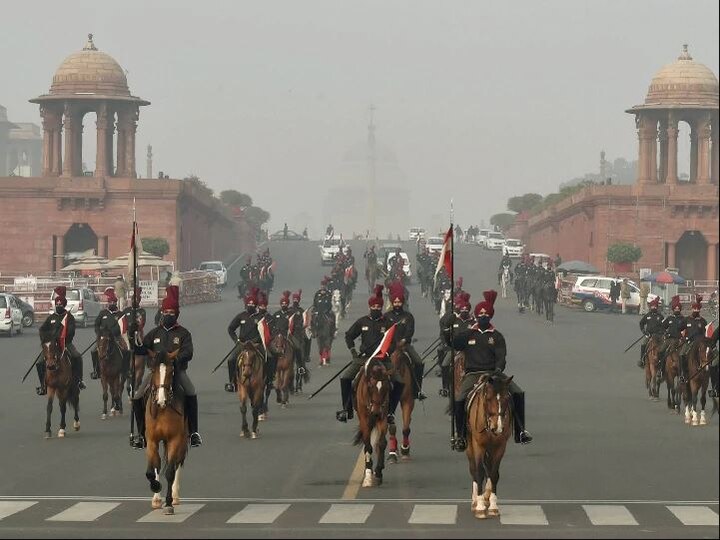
[336, 378, 353, 422]
[389, 381, 404, 418]
[36, 361, 47, 395]
[511, 390, 532, 444]
[90, 350, 99, 379]
[185, 395, 202, 447]
[440, 364, 450, 397]
[638, 343, 646, 368]
[709, 365, 719, 398]
[679, 352, 688, 384]
[130, 399, 146, 449]
[71, 355, 86, 390]
[413, 364, 426, 400]
[121, 350, 131, 379]
[225, 358, 236, 392]
[453, 400, 467, 451]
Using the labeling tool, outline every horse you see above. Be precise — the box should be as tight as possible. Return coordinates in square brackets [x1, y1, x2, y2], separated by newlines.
[644, 335, 662, 401]
[97, 335, 126, 419]
[500, 267, 510, 299]
[314, 310, 336, 366]
[514, 276, 526, 313]
[685, 338, 713, 426]
[388, 343, 416, 462]
[438, 288, 452, 317]
[271, 333, 294, 408]
[41, 340, 80, 438]
[344, 266, 356, 308]
[331, 289, 343, 326]
[143, 350, 187, 515]
[533, 279, 545, 315]
[365, 257, 379, 294]
[236, 342, 265, 438]
[353, 358, 391, 487]
[543, 280, 556, 322]
[664, 339, 683, 413]
[465, 373, 514, 520]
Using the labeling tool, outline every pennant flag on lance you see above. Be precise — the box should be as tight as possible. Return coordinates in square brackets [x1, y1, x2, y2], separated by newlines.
[364, 323, 397, 371]
[434, 225, 454, 283]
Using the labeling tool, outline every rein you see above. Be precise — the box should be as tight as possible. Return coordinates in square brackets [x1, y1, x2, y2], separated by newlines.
[471, 380, 511, 436]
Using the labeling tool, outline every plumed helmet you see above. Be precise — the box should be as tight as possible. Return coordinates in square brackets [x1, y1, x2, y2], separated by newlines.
[389, 281, 405, 303]
[244, 287, 259, 306]
[161, 285, 180, 313]
[671, 295, 682, 311]
[280, 290, 291, 305]
[474, 290, 498, 318]
[292, 289, 302, 302]
[648, 297, 660, 309]
[692, 295, 702, 311]
[105, 287, 118, 305]
[53, 286, 67, 307]
[369, 284, 384, 308]
[257, 291, 268, 307]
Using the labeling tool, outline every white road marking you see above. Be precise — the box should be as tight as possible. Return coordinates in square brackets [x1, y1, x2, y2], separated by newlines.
[499, 505, 549, 526]
[0, 501, 37, 520]
[666, 505, 719, 526]
[409, 504, 457, 524]
[341, 451, 366, 500]
[137, 503, 204, 523]
[319, 503, 374, 524]
[47, 502, 120, 522]
[227, 504, 290, 524]
[582, 505, 638, 526]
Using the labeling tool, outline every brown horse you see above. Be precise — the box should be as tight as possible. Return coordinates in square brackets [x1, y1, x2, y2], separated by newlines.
[453, 352, 466, 401]
[644, 335, 662, 401]
[466, 373, 513, 519]
[97, 336, 126, 419]
[271, 334, 294, 408]
[388, 343, 415, 462]
[144, 350, 187, 515]
[685, 338, 713, 426]
[353, 358, 391, 487]
[664, 340, 684, 414]
[236, 342, 265, 439]
[42, 340, 80, 438]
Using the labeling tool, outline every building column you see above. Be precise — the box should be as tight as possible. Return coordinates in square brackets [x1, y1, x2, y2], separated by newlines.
[51, 122, 62, 176]
[689, 120, 698, 182]
[116, 109, 127, 177]
[636, 115, 654, 184]
[712, 116, 719, 185]
[665, 116, 679, 185]
[105, 109, 115, 176]
[697, 114, 712, 184]
[40, 106, 54, 176]
[707, 243, 718, 281]
[61, 103, 75, 177]
[98, 236, 108, 258]
[658, 119, 668, 183]
[650, 119, 658, 183]
[666, 241, 676, 269]
[74, 117, 83, 176]
[124, 106, 138, 178]
[95, 104, 109, 177]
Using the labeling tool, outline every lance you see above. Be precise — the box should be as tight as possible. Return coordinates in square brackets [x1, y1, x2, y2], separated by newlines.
[129, 199, 139, 444]
[624, 334, 646, 353]
[420, 336, 440, 357]
[211, 342, 241, 374]
[308, 359, 353, 400]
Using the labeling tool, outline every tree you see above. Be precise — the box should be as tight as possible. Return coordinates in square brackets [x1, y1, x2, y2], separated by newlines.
[244, 206, 271, 227]
[607, 243, 642, 263]
[141, 237, 170, 258]
[507, 193, 542, 213]
[220, 189, 253, 207]
[183, 174, 214, 198]
[490, 213, 517, 231]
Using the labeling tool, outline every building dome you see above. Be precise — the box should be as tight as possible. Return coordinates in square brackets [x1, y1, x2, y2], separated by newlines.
[644, 45, 719, 108]
[49, 34, 130, 97]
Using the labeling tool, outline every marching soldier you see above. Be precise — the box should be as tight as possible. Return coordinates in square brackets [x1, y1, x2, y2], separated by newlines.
[638, 297, 664, 371]
[452, 290, 533, 451]
[131, 285, 202, 449]
[36, 286, 86, 395]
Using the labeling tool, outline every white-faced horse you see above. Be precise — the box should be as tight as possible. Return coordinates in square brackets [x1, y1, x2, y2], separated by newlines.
[331, 289, 343, 326]
[500, 267, 511, 299]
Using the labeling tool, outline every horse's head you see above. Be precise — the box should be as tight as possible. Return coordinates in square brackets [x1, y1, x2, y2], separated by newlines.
[42, 340, 62, 372]
[365, 359, 391, 418]
[269, 333, 286, 356]
[442, 289, 451, 301]
[150, 351, 177, 409]
[237, 343, 260, 383]
[478, 374, 513, 436]
[97, 335, 110, 360]
[332, 289, 342, 302]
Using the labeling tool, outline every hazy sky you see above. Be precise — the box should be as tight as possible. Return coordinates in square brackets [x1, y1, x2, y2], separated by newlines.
[1, 1, 718, 235]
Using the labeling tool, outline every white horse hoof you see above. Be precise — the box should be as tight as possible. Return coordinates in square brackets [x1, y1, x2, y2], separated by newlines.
[73, 421, 80, 431]
[258, 413, 266, 422]
[281, 404, 287, 409]
[57, 429, 65, 438]
[152, 496, 162, 509]
[474, 509, 488, 520]
[488, 508, 500, 517]
[239, 431, 246, 438]
[700, 412, 707, 425]
[163, 505, 174, 515]
[172, 498, 180, 506]
[251, 432, 258, 439]
[101, 414, 107, 420]
[44, 432, 51, 439]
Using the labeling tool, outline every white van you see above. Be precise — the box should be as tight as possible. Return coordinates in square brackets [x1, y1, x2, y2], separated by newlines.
[199, 261, 227, 287]
[49, 287, 104, 328]
[477, 229, 491, 248]
[571, 275, 659, 313]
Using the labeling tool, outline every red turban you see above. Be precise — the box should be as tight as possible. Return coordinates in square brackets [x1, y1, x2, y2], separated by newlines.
[161, 285, 180, 313]
[369, 285, 384, 308]
[474, 290, 498, 318]
[54, 286, 67, 307]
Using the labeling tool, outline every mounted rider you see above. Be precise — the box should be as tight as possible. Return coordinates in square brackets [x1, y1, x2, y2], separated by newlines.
[289, 289, 310, 382]
[659, 295, 685, 372]
[679, 296, 707, 383]
[237, 256, 253, 297]
[497, 253, 513, 285]
[337, 285, 404, 423]
[384, 281, 426, 400]
[91, 288, 128, 380]
[438, 291, 474, 397]
[313, 277, 333, 315]
[36, 286, 86, 395]
[638, 297, 664, 370]
[226, 287, 264, 392]
[131, 285, 202, 449]
[451, 290, 533, 451]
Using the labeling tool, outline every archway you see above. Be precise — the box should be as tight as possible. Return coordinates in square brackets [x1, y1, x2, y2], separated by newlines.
[64, 223, 98, 261]
[676, 230, 707, 280]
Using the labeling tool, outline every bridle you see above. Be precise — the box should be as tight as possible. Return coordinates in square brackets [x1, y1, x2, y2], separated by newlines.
[474, 379, 511, 436]
[365, 361, 390, 417]
[43, 341, 68, 372]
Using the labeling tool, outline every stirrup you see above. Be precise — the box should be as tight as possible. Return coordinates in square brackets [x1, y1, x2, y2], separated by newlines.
[78, 380, 87, 390]
[224, 383, 236, 392]
[130, 435, 146, 450]
[453, 437, 467, 452]
[335, 410, 349, 423]
[90, 371, 99, 380]
[416, 390, 427, 401]
[36, 386, 47, 396]
[189, 432, 203, 447]
[519, 431, 533, 445]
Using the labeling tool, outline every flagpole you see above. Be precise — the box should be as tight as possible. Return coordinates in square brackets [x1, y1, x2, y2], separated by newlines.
[449, 198, 456, 449]
[129, 198, 138, 443]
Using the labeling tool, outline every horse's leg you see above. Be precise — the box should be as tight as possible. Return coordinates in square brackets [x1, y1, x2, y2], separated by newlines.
[472, 443, 488, 519]
[361, 424, 374, 488]
[172, 465, 182, 506]
[486, 446, 507, 518]
[164, 459, 177, 514]
[374, 420, 388, 485]
[101, 375, 109, 419]
[146, 439, 163, 509]
[239, 395, 250, 437]
[45, 391, 54, 438]
[58, 396, 67, 438]
[690, 383, 699, 426]
[400, 398, 413, 460]
[699, 379, 708, 425]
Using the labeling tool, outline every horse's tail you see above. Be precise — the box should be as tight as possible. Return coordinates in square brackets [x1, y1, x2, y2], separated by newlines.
[352, 414, 377, 446]
[68, 374, 80, 411]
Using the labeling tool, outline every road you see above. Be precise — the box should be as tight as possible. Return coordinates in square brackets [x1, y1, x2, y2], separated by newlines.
[0, 240, 717, 538]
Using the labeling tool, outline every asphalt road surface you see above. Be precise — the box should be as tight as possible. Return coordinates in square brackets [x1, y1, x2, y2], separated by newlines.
[0, 240, 717, 538]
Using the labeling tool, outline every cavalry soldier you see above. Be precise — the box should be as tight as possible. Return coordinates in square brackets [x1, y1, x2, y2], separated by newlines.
[438, 292, 474, 397]
[388, 248, 404, 275]
[36, 286, 86, 395]
[91, 288, 127, 380]
[659, 295, 685, 372]
[131, 285, 202, 449]
[344, 246, 356, 269]
[272, 290, 293, 339]
[708, 324, 719, 398]
[226, 288, 263, 392]
[497, 253, 513, 285]
[256, 291, 278, 388]
[679, 296, 707, 383]
[638, 297, 664, 370]
[451, 290, 533, 451]
[237, 256, 252, 298]
[385, 281, 426, 400]
[124, 286, 147, 356]
[289, 290, 310, 381]
[337, 285, 404, 423]
[313, 277, 333, 315]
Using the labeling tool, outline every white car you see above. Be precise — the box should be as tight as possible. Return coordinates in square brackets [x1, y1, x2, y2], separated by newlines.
[503, 239, 524, 258]
[572, 275, 659, 313]
[319, 238, 343, 265]
[408, 227, 426, 241]
[385, 251, 412, 278]
[529, 253, 552, 267]
[485, 231, 506, 250]
[476, 229, 491, 248]
[0, 293, 24, 336]
[199, 261, 227, 287]
[49, 287, 104, 328]
[426, 236, 444, 254]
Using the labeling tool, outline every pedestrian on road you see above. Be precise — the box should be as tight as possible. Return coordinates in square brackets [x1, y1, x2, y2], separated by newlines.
[114, 275, 127, 310]
[609, 279, 620, 313]
[620, 278, 631, 314]
[639, 282, 650, 315]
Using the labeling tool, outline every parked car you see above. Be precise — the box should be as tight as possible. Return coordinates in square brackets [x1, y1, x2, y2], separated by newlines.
[319, 237, 344, 265]
[384, 250, 412, 278]
[484, 231, 506, 251]
[476, 229, 491, 248]
[269, 229, 307, 241]
[199, 260, 228, 287]
[571, 275, 660, 313]
[408, 227, 426, 241]
[0, 293, 24, 336]
[11, 295, 34, 327]
[49, 287, 104, 328]
[503, 239, 524, 258]
[529, 253, 552, 267]
[426, 236, 445, 254]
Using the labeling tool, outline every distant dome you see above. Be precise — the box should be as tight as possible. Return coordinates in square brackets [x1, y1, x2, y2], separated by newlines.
[49, 34, 130, 97]
[644, 45, 718, 108]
